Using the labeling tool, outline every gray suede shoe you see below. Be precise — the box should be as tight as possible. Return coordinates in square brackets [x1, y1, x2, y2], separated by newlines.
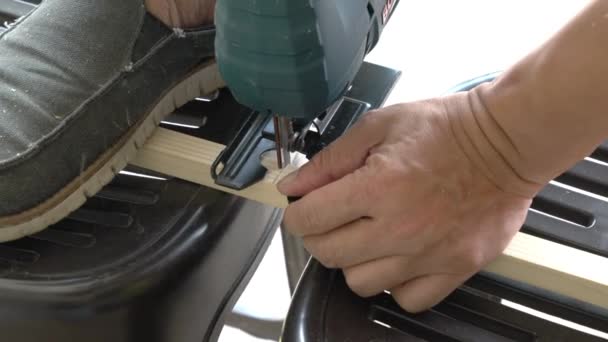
[0, 0, 223, 241]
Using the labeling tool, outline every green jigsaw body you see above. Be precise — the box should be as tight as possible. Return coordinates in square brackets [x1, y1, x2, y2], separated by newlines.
[215, 0, 398, 120]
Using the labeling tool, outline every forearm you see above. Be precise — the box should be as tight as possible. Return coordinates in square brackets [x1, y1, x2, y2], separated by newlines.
[453, 0, 608, 197]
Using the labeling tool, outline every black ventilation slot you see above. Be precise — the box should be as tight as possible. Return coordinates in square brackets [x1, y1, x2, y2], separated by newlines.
[96, 186, 159, 205]
[67, 208, 133, 228]
[369, 293, 534, 342]
[163, 111, 208, 129]
[555, 160, 608, 198]
[111, 170, 168, 194]
[556, 172, 608, 198]
[30, 229, 96, 248]
[118, 166, 170, 182]
[369, 305, 462, 341]
[590, 141, 608, 163]
[0, 245, 39, 264]
[520, 183, 608, 258]
[530, 196, 596, 229]
[434, 302, 536, 342]
[365, 279, 608, 342]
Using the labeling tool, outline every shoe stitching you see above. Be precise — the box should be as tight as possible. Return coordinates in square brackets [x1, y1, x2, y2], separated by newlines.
[0, 3, 145, 170]
[0, 6, 216, 170]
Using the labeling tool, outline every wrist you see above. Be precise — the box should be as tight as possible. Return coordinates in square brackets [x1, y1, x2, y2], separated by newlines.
[463, 0, 608, 194]
[444, 86, 544, 199]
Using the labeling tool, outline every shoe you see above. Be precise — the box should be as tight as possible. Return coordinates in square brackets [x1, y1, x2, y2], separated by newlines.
[0, 0, 223, 241]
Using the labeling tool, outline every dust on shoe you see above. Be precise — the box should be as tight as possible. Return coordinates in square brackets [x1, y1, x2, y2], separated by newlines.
[0, 0, 222, 242]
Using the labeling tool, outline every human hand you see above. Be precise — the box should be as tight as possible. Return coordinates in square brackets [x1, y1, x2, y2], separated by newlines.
[277, 92, 536, 313]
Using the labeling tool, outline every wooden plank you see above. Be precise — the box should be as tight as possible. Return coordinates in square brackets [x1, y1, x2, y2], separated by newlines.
[132, 127, 608, 310]
[131, 127, 297, 208]
[486, 233, 608, 310]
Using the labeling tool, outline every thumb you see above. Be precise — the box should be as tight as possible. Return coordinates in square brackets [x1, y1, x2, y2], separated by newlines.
[391, 273, 473, 313]
[277, 112, 386, 196]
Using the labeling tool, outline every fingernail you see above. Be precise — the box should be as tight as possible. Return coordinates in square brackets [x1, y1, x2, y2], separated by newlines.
[277, 170, 298, 194]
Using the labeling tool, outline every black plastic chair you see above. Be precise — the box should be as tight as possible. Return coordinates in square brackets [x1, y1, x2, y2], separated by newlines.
[281, 74, 608, 341]
[0, 167, 281, 342]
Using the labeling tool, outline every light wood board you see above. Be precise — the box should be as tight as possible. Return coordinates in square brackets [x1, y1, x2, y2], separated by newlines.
[132, 127, 608, 311]
[131, 127, 298, 209]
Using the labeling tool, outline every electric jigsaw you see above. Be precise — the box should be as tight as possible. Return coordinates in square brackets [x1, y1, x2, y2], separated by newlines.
[214, 0, 399, 172]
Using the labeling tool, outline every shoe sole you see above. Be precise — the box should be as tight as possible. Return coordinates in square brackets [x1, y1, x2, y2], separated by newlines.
[0, 61, 224, 242]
